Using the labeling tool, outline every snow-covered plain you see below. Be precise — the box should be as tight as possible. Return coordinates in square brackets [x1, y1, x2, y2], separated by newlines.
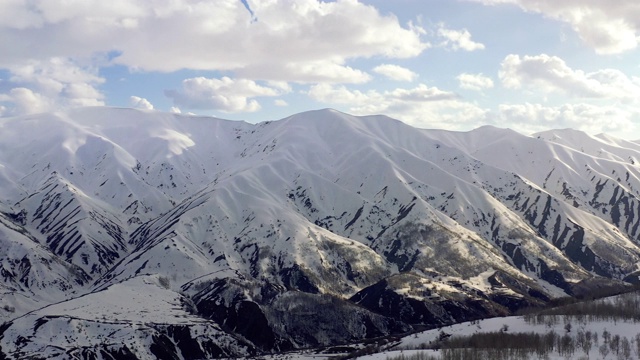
[361, 313, 640, 360]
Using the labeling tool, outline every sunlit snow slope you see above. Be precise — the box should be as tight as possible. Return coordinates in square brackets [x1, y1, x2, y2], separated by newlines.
[1, 107, 640, 358]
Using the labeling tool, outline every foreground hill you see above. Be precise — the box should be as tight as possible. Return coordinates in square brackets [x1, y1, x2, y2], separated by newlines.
[1, 107, 640, 358]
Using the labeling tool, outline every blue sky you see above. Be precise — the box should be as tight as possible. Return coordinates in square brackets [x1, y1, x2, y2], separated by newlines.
[0, 0, 639, 139]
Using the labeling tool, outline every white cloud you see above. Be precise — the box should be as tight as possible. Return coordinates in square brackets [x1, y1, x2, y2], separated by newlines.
[373, 64, 418, 82]
[0, 88, 54, 115]
[266, 81, 292, 93]
[494, 102, 636, 136]
[0, 58, 104, 116]
[170, 107, 181, 114]
[165, 76, 287, 113]
[274, 99, 288, 107]
[64, 83, 104, 107]
[9, 58, 103, 92]
[0, 0, 428, 83]
[437, 26, 485, 51]
[457, 73, 494, 91]
[308, 83, 484, 130]
[470, 0, 640, 54]
[308, 84, 373, 105]
[238, 61, 371, 84]
[129, 96, 154, 110]
[309, 83, 458, 105]
[306, 79, 631, 135]
[500, 54, 640, 101]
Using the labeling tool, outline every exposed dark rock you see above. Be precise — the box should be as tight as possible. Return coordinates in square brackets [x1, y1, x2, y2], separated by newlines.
[266, 292, 410, 348]
[538, 260, 571, 294]
[569, 277, 633, 300]
[279, 264, 320, 294]
[350, 278, 445, 326]
[150, 333, 179, 360]
[351, 274, 510, 327]
[188, 278, 281, 351]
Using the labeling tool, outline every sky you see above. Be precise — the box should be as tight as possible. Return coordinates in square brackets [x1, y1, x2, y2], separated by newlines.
[0, 0, 639, 139]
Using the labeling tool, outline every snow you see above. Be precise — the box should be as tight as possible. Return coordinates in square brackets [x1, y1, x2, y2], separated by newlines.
[2, 107, 640, 357]
[21, 275, 201, 325]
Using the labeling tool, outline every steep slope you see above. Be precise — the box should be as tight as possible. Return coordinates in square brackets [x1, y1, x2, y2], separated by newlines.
[0, 209, 90, 322]
[429, 127, 640, 283]
[0, 107, 639, 358]
[14, 173, 129, 277]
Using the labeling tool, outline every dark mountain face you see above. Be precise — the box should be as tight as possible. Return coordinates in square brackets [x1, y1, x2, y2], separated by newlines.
[1, 107, 639, 358]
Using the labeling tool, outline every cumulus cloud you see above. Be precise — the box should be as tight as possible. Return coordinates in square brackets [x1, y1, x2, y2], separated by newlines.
[437, 25, 485, 51]
[493, 102, 636, 135]
[373, 64, 418, 82]
[470, 0, 640, 54]
[0, 58, 104, 116]
[265, 81, 292, 93]
[500, 54, 640, 101]
[274, 99, 288, 107]
[165, 76, 287, 113]
[0, 0, 428, 83]
[308, 83, 484, 130]
[0, 88, 54, 115]
[129, 96, 154, 110]
[457, 73, 494, 91]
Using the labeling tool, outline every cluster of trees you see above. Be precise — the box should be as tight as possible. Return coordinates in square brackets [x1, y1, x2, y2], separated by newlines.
[388, 330, 640, 360]
[384, 291, 640, 360]
[386, 352, 439, 360]
[523, 291, 640, 324]
[438, 330, 640, 359]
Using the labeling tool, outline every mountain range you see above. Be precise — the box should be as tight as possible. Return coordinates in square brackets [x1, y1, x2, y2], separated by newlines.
[1, 107, 640, 359]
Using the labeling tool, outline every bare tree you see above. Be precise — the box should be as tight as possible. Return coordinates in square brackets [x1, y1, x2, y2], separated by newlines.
[620, 337, 631, 360]
[577, 330, 585, 349]
[564, 321, 572, 333]
[610, 334, 620, 356]
[600, 343, 611, 359]
[578, 330, 592, 358]
[603, 329, 611, 345]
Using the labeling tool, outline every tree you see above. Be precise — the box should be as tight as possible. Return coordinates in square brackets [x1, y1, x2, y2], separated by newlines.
[577, 330, 591, 358]
[620, 337, 631, 360]
[600, 343, 611, 359]
[559, 334, 574, 358]
[564, 321, 572, 333]
[610, 334, 620, 356]
[582, 330, 593, 359]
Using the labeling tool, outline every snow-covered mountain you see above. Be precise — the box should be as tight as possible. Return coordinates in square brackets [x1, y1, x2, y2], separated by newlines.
[1, 107, 640, 358]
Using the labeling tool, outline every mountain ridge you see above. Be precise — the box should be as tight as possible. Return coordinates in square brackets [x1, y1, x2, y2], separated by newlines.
[1, 107, 640, 358]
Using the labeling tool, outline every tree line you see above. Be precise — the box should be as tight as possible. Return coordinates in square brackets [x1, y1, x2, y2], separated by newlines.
[522, 290, 640, 325]
[387, 329, 640, 360]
